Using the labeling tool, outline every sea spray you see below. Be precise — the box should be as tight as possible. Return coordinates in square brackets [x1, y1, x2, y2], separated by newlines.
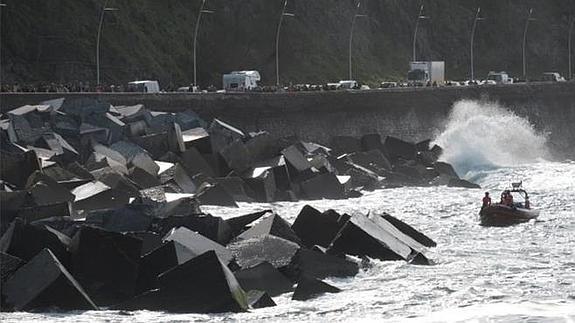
[433, 100, 548, 176]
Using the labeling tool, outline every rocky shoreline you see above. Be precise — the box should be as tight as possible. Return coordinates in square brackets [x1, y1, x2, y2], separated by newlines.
[0, 97, 477, 313]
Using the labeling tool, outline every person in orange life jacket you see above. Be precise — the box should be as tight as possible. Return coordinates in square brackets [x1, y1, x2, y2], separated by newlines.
[482, 192, 491, 209]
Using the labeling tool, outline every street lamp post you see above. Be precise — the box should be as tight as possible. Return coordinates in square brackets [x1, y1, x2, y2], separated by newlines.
[0, 3, 6, 92]
[413, 5, 429, 62]
[470, 7, 485, 81]
[193, 0, 214, 88]
[96, 1, 118, 86]
[522, 8, 535, 81]
[348, 1, 366, 80]
[569, 17, 574, 80]
[275, 0, 294, 88]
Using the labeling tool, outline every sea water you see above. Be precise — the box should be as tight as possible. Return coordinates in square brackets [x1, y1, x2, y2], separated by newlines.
[2, 100, 574, 322]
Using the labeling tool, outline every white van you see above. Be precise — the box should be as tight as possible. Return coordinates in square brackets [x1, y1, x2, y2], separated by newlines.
[127, 80, 160, 93]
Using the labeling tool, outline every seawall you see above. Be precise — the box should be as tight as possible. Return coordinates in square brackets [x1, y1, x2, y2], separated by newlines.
[1, 82, 574, 158]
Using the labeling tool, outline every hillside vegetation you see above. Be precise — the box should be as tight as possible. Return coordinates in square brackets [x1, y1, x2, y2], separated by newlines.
[2, 0, 574, 88]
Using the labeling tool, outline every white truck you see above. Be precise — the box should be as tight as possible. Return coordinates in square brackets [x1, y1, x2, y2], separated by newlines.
[223, 71, 261, 92]
[407, 61, 445, 86]
[127, 80, 160, 93]
[486, 71, 514, 84]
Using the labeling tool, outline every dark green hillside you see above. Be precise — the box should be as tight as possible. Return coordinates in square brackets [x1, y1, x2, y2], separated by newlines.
[1, 0, 573, 88]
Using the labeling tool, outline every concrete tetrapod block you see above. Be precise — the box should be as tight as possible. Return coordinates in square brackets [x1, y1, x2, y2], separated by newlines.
[117, 250, 248, 313]
[208, 119, 246, 154]
[243, 168, 277, 202]
[163, 226, 233, 265]
[235, 213, 303, 246]
[175, 111, 205, 132]
[128, 231, 163, 256]
[3, 249, 98, 311]
[448, 178, 481, 189]
[213, 177, 252, 202]
[85, 206, 153, 233]
[0, 150, 41, 189]
[0, 252, 25, 282]
[380, 213, 437, 248]
[180, 147, 215, 177]
[135, 240, 197, 294]
[154, 214, 233, 245]
[416, 139, 432, 152]
[70, 226, 143, 306]
[433, 161, 460, 179]
[330, 136, 362, 156]
[327, 214, 408, 262]
[71, 181, 131, 212]
[127, 166, 161, 189]
[182, 127, 211, 153]
[225, 210, 271, 238]
[383, 136, 417, 161]
[234, 261, 294, 297]
[286, 248, 359, 281]
[228, 235, 300, 270]
[360, 133, 386, 153]
[196, 183, 239, 207]
[246, 290, 276, 309]
[281, 145, 314, 181]
[0, 219, 70, 264]
[292, 275, 341, 301]
[300, 172, 346, 200]
[26, 172, 75, 207]
[291, 205, 350, 248]
[347, 150, 392, 174]
[245, 132, 281, 163]
[220, 139, 252, 173]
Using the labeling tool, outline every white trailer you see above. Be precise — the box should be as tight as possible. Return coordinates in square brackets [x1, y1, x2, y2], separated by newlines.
[223, 71, 261, 92]
[127, 80, 160, 93]
[407, 61, 445, 86]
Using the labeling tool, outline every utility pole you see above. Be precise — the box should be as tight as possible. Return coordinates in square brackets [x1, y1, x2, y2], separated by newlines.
[96, 0, 118, 85]
[348, 1, 366, 80]
[193, 0, 214, 88]
[470, 7, 485, 81]
[275, 0, 294, 88]
[569, 17, 574, 80]
[0, 3, 6, 92]
[413, 5, 429, 62]
[522, 8, 535, 81]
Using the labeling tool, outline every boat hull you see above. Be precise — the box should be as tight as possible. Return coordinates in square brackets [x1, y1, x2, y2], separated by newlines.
[479, 204, 540, 227]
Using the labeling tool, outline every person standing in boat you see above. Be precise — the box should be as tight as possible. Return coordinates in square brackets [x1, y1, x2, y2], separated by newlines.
[482, 192, 491, 209]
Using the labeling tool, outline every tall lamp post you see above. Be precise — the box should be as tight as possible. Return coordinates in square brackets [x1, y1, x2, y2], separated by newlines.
[348, 1, 366, 80]
[522, 8, 535, 81]
[413, 4, 429, 61]
[569, 17, 574, 80]
[0, 3, 6, 92]
[96, 1, 118, 86]
[193, 0, 214, 88]
[470, 7, 485, 81]
[275, 0, 294, 88]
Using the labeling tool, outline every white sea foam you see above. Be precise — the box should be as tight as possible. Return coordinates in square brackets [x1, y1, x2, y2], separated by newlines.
[433, 100, 549, 177]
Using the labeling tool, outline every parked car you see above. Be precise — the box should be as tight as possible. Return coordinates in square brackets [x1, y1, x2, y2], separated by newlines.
[380, 82, 398, 88]
[542, 72, 566, 82]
